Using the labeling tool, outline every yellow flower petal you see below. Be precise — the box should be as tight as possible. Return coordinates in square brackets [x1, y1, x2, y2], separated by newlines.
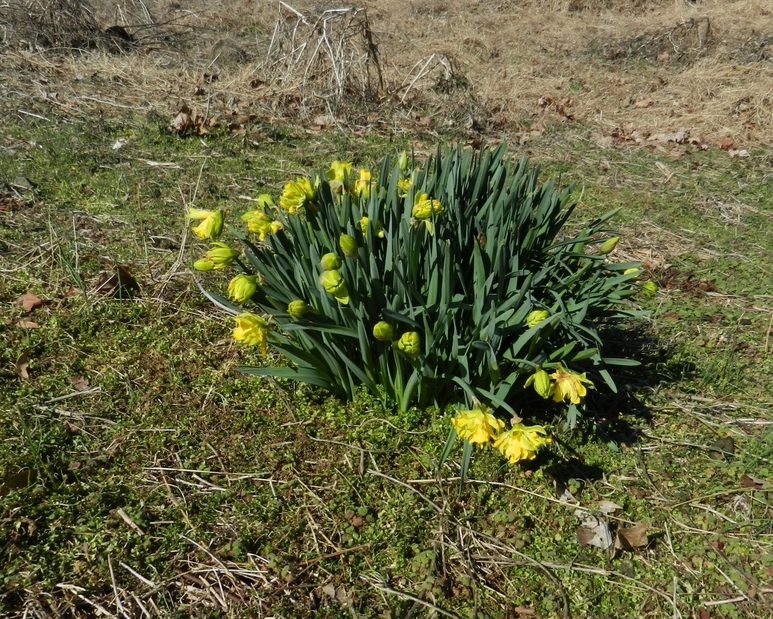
[451, 406, 505, 446]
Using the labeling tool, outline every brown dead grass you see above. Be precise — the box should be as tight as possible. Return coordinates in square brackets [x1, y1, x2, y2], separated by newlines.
[1, 0, 772, 146]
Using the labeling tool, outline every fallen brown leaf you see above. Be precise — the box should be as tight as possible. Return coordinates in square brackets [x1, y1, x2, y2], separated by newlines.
[615, 522, 649, 550]
[576, 515, 613, 550]
[93, 265, 140, 298]
[15, 349, 31, 379]
[71, 376, 89, 391]
[169, 105, 208, 136]
[597, 500, 623, 515]
[170, 105, 193, 134]
[740, 474, 767, 489]
[14, 319, 39, 329]
[0, 468, 37, 495]
[16, 291, 43, 312]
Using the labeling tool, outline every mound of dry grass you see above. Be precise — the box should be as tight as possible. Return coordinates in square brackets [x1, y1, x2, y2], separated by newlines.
[1, 0, 772, 147]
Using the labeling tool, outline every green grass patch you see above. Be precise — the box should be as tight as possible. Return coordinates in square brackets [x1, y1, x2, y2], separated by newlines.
[2, 113, 773, 618]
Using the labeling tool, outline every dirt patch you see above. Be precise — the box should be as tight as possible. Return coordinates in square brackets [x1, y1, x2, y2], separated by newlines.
[732, 33, 773, 63]
[592, 16, 716, 66]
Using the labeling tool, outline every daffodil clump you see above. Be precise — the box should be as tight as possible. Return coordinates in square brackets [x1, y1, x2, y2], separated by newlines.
[189, 144, 646, 436]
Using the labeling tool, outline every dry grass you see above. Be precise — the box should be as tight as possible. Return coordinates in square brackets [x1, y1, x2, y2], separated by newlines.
[2, 0, 772, 145]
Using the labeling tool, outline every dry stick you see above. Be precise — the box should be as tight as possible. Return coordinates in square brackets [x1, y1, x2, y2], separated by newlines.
[469, 529, 571, 619]
[704, 596, 747, 607]
[120, 562, 156, 588]
[132, 594, 151, 619]
[108, 556, 128, 619]
[144, 466, 274, 478]
[377, 472, 571, 617]
[363, 578, 462, 619]
[367, 469, 443, 514]
[670, 487, 755, 509]
[56, 584, 114, 617]
[116, 508, 145, 536]
[17, 109, 51, 121]
[401, 54, 436, 104]
[540, 561, 677, 609]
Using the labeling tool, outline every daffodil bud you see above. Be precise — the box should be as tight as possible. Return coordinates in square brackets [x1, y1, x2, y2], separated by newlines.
[319, 269, 349, 304]
[320, 252, 342, 271]
[641, 280, 658, 297]
[527, 369, 553, 399]
[395, 331, 420, 358]
[599, 236, 620, 255]
[398, 150, 409, 171]
[206, 242, 240, 269]
[228, 274, 258, 303]
[526, 309, 550, 329]
[287, 299, 311, 318]
[624, 267, 642, 279]
[373, 321, 394, 342]
[339, 234, 358, 258]
[193, 258, 215, 271]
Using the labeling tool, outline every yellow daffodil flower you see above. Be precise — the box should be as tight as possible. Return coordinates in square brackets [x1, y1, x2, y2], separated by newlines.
[493, 423, 552, 463]
[352, 168, 371, 199]
[242, 210, 283, 240]
[279, 177, 317, 214]
[550, 365, 594, 405]
[233, 312, 269, 355]
[319, 269, 349, 304]
[257, 194, 274, 208]
[641, 280, 658, 297]
[327, 160, 352, 183]
[525, 368, 553, 399]
[228, 274, 259, 303]
[451, 406, 505, 447]
[412, 193, 444, 235]
[360, 216, 385, 238]
[186, 208, 223, 240]
[526, 309, 550, 328]
[327, 160, 352, 195]
[397, 177, 412, 197]
[624, 267, 642, 279]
